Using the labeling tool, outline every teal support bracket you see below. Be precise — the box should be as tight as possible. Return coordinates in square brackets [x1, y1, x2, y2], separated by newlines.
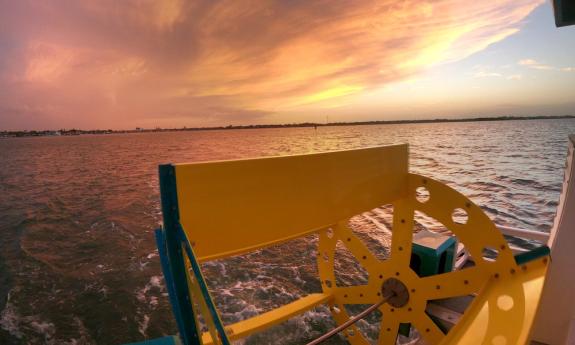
[514, 246, 551, 266]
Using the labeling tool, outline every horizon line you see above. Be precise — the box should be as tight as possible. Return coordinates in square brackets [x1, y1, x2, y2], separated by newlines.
[1, 114, 575, 135]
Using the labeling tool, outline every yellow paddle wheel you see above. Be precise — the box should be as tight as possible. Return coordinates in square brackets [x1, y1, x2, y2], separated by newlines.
[142, 144, 549, 345]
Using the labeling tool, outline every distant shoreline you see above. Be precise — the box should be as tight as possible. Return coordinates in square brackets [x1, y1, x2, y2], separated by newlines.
[2, 115, 574, 138]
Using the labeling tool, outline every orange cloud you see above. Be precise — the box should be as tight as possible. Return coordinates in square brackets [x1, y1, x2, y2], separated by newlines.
[0, 0, 543, 129]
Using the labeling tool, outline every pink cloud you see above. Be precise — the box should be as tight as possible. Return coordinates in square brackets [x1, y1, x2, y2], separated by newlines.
[0, 0, 544, 129]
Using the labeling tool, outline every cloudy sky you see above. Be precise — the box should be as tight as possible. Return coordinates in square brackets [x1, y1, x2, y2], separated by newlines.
[0, 0, 574, 130]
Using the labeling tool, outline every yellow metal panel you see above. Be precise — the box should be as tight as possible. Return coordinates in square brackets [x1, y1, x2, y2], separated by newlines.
[200, 293, 332, 344]
[174, 145, 408, 261]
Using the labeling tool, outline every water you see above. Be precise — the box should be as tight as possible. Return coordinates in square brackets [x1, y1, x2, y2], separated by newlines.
[0, 119, 573, 344]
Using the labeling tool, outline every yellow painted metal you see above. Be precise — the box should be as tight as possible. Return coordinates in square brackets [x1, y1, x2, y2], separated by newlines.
[171, 145, 549, 345]
[317, 173, 548, 345]
[199, 293, 332, 345]
[183, 252, 224, 345]
[174, 145, 408, 262]
[441, 256, 549, 344]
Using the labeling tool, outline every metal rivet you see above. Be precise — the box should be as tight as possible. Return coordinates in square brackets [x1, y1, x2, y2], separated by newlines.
[494, 273, 499, 279]
[386, 328, 391, 332]
[464, 280, 469, 285]
[362, 256, 367, 260]
[422, 179, 427, 184]
[395, 272, 400, 276]
[401, 219, 405, 224]
[398, 246, 403, 251]
[360, 294, 363, 297]
[347, 238, 351, 242]
[426, 328, 430, 333]
[465, 202, 471, 208]
[377, 292, 381, 296]
[390, 308, 394, 312]
[521, 265, 527, 271]
[436, 285, 441, 289]
[408, 307, 412, 311]
[500, 245, 506, 250]
[411, 288, 415, 293]
[510, 269, 516, 274]
[379, 274, 383, 279]
[344, 294, 348, 298]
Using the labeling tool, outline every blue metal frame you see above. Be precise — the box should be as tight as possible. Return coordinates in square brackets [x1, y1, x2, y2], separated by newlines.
[155, 229, 185, 338]
[159, 164, 201, 345]
[125, 334, 182, 345]
[158, 164, 231, 345]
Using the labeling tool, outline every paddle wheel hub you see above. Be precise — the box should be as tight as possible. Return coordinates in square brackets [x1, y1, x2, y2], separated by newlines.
[381, 278, 410, 308]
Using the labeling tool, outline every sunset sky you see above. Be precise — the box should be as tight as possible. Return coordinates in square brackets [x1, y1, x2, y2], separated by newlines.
[1, 0, 574, 130]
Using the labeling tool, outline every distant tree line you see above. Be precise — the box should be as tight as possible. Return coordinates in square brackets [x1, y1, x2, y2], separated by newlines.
[0, 129, 114, 137]
[1, 115, 574, 138]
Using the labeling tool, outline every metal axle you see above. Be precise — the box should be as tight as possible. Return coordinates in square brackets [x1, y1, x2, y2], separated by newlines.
[305, 295, 391, 345]
[306, 277, 411, 345]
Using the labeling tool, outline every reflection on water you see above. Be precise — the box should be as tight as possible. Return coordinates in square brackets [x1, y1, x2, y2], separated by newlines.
[0, 119, 573, 344]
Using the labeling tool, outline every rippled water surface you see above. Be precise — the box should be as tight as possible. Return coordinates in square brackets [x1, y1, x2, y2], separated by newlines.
[0, 119, 573, 344]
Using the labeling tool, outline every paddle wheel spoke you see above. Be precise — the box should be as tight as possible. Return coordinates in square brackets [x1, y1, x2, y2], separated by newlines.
[413, 312, 445, 344]
[418, 266, 486, 300]
[332, 285, 380, 304]
[377, 313, 400, 345]
[336, 222, 384, 273]
[390, 199, 415, 268]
